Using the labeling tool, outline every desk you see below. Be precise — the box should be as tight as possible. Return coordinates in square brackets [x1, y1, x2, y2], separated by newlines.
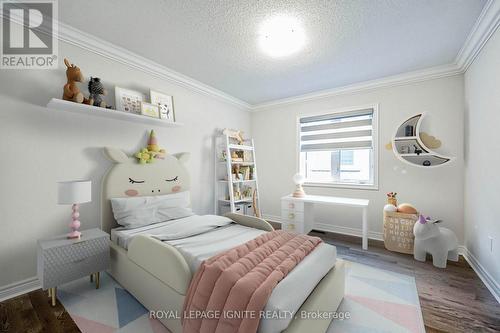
[281, 194, 370, 250]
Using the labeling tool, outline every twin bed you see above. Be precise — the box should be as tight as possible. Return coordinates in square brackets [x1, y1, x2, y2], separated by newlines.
[101, 147, 345, 333]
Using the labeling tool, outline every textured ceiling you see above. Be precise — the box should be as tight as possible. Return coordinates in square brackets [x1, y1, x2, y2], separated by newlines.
[59, 0, 486, 105]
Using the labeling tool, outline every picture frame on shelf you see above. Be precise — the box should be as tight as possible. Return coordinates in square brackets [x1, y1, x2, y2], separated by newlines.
[115, 87, 146, 114]
[150, 90, 175, 122]
[140, 102, 160, 118]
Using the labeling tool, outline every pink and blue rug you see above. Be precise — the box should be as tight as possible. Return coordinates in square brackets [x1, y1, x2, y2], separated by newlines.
[328, 261, 425, 333]
[57, 261, 424, 333]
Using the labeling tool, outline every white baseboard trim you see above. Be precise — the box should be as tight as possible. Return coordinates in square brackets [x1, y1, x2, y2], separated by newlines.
[314, 223, 384, 241]
[458, 246, 500, 304]
[262, 214, 383, 241]
[0, 277, 40, 302]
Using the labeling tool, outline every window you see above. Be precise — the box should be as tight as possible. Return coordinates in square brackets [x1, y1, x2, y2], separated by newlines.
[298, 107, 378, 188]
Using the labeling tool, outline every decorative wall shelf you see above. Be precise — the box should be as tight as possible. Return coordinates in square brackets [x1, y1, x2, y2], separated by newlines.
[392, 113, 452, 168]
[46, 98, 183, 128]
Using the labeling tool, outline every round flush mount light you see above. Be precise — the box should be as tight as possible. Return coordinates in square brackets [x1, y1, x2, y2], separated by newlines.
[259, 16, 305, 58]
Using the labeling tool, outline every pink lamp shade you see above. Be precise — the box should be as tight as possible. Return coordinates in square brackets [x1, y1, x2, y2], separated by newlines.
[57, 180, 92, 239]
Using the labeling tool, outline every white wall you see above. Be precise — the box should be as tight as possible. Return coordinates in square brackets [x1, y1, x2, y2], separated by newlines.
[464, 27, 500, 288]
[252, 75, 464, 241]
[0, 41, 250, 287]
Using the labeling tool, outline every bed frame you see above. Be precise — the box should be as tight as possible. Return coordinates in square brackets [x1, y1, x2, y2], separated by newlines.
[101, 147, 345, 333]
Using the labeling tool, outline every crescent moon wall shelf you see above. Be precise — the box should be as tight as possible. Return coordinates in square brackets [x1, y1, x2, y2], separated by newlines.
[392, 113, 452, 168]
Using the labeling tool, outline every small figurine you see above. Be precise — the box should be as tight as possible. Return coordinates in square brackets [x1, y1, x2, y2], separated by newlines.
[223, 128, 244, 145]
[88, 77, 111, 108]
[413, 145, 423, 155]
[62, 58, 92, 105]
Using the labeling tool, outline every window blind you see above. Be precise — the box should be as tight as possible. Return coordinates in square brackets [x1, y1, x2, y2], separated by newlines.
[299, 108, 374, 152]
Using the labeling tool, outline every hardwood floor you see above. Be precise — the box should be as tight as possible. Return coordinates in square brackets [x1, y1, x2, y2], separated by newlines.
[0, 289, 79, 333]
[308, 229, 500, 333]
[1, 229, 499, 333]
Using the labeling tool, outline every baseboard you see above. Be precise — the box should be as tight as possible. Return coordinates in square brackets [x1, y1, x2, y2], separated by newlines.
[458, 246, 500, 304]
[0, 277, 40, 302]
[314, 223, 384, 241]
[262, 214, 383, 241]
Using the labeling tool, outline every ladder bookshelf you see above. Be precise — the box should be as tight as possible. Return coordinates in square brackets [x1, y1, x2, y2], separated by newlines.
[214, 132, 262, 217]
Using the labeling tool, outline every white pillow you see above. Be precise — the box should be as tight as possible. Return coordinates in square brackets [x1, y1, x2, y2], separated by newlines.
[111, 191, 193, 229]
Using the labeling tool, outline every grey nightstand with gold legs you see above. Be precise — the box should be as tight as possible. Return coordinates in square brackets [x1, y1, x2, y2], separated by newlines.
[47, 287, 57, 306]
[37, 228, 110, 307]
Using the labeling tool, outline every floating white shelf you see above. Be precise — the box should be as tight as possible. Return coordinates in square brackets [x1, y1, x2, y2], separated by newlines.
[392, 113, 452, 168]
[47, 98, 183, 128]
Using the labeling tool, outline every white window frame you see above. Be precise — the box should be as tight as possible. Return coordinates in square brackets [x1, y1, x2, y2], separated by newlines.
[296, 104, 379, 190]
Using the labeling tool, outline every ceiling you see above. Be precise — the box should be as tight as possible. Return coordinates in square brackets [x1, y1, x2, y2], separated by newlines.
[59, 0, 487, 105]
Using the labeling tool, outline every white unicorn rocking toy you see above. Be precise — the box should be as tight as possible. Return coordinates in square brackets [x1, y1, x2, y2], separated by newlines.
[413, 215, 459, 268]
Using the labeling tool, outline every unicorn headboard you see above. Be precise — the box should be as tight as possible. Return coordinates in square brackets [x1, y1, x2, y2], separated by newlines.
[101, 147, 191, 234]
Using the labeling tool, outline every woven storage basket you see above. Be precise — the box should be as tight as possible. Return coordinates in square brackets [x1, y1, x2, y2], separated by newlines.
[383, 211, 418, 254]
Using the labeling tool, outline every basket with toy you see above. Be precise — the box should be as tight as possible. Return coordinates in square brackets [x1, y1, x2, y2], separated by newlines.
[383, 198, 418, 254]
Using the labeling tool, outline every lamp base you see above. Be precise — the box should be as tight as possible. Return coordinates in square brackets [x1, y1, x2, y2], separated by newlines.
[67, 230, 81, 239]
[292, 184, 306, 198]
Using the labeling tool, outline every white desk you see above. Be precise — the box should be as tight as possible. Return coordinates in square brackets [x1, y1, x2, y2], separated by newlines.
[281, 194, 370, 250]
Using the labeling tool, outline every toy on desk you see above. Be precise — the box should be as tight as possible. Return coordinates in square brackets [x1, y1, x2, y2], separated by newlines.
[292, 173, 306, 198]
[62, 58, 92, 105]
[413, 214, 458, 268]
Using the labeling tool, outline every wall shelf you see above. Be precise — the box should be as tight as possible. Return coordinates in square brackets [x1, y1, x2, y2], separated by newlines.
[46, 98, 184, 128]
[392, 113, 452, 168]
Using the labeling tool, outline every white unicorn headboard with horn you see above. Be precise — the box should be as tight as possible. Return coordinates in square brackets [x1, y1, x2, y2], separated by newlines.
[101, 147, 190, 234]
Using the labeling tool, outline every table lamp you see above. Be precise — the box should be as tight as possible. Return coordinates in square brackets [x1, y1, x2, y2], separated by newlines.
[57, 180, 92, 239]
[292, 173, 306, 198]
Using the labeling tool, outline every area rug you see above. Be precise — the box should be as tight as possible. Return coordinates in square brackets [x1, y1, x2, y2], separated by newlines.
[328, 261, 425, 333]
[57, 261, 424, 333]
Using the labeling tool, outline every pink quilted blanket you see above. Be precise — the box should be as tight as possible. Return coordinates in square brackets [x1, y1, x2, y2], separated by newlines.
[182, 230, 322, 333]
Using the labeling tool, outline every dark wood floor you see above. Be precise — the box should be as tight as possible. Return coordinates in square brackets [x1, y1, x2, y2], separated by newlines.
[0, 289, 80, 333]
[1, 229, 499, 333]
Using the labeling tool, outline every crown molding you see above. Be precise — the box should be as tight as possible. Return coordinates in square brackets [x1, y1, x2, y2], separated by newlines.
[250, 63, 462, 111]
[456, 0, 500, 72]
[3, 2, 499, 111]
[57, 22, 252, 110]
[250, 0, 500, 111]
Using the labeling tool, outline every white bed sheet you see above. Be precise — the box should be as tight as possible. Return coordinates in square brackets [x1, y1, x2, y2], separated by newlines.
[111, 217, 337, 333]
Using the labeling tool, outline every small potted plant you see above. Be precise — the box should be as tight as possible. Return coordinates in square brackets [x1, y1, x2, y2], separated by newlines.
[387, 192, 397, 206]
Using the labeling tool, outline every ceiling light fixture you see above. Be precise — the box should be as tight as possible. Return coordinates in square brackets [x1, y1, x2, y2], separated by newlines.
[259, 16, 305, 58]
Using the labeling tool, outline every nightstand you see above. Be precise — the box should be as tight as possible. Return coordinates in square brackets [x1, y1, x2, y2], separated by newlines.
[37, 228, 110, 306]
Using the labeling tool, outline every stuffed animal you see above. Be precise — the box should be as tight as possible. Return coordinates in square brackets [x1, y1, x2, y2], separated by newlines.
[397, 203, 418, 214]
[88, 77, 110, 108]
[62, 58, 92, 105]
[413, 215, 458, 268]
